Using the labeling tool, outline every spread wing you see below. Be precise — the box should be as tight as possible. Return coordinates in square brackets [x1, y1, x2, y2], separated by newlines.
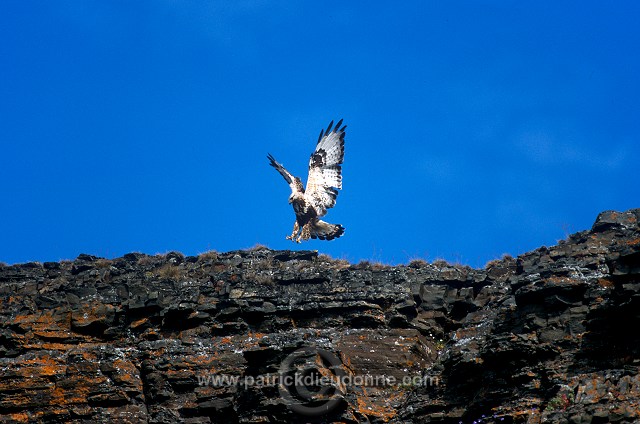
[305, 119, 346, 217]
[267, 153, 304, 194]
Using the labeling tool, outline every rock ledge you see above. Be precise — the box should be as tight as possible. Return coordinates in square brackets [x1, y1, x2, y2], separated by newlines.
[1, 209, 639, 423]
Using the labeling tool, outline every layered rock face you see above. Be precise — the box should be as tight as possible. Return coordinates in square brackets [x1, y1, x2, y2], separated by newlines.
[1, 209, 639, 423]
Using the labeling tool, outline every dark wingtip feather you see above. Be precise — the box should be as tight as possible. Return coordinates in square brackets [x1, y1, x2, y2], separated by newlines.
[317, 119, 346, 144]
[267, 153, 293, 184]
[325, 120, 334, 134]
[267, 153, 281, 171]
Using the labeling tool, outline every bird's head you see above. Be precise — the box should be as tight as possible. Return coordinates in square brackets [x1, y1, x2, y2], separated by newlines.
[288, 191, 303, 204]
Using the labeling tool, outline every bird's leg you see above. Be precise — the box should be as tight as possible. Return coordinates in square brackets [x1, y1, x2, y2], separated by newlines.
[297, 223, 312, 243]
[286, 221, 300, 241]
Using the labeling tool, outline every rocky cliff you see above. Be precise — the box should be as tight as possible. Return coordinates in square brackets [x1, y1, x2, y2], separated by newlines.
[1, 210, 639, 423]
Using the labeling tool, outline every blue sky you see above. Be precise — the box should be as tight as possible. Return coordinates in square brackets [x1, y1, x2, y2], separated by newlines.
[1, 2, 639, 267]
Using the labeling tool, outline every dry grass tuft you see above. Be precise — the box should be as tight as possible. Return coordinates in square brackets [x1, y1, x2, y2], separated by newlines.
[199, 250, 219, 261]
[353, 260, 390, 270]
[332, 259, 351, 270]
[247, 243, 270, 252]
[408, 258, 428, 268]
[317, 253, 351, 270]
[137, 255, 156, 266]
[484, 253, 515, 269]
[253, 256, 274, 270]
[370, 262, 389, 271]
[432, 259, 450, 268]
[244, 270, 274, 285]
[355, 260, 371, 268]
[95, 258, 113, 269]
[157, 263, 182, 281]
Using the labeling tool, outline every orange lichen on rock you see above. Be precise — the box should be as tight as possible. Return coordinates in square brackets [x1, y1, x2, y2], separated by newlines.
[598, 278, 615, 288]
[355, 388, 400, 422]
[9, 413, 30, 423]
[626, 238, 640, 246]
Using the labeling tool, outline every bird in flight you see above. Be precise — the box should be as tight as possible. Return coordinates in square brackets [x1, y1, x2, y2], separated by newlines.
[268, 119, 346, 243]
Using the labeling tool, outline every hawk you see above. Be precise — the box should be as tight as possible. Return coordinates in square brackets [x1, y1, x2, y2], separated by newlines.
[268, 119, 346, 243]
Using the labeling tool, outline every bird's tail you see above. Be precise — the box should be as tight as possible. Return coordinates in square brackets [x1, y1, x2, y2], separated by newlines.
[310, 220, 345, 241]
